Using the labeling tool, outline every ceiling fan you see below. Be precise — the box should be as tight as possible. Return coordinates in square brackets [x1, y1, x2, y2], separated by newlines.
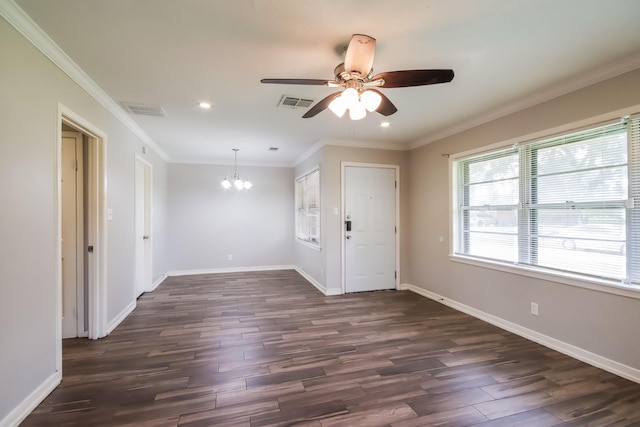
[260, 34, 454, 120]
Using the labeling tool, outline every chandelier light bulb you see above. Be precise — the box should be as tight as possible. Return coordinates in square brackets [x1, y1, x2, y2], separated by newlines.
[243, 180, 253, 189]
[221, 178, 232, 189]
[233, 178, 244, 190]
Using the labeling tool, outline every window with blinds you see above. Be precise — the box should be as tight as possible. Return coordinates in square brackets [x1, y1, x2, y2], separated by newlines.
[295, 167, 320, 247]
[453, 116, 640, 286]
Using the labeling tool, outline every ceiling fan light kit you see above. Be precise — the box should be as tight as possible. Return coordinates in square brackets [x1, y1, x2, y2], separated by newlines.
[261, 34, 454, 120]
[327, 86, 382, 120]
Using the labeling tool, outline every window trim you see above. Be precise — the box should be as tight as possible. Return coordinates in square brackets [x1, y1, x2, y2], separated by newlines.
[295, 165, 321, 250]
[449, 253, 640, 300]
[448, 108, 640, 300]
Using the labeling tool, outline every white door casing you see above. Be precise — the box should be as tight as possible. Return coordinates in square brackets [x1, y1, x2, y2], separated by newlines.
[57, 107, 108, 377]
[59, 106, 108, 351]
[344, 164, 398, 293]
[61, 131, 84, 338]
[134, 156, 152, 297]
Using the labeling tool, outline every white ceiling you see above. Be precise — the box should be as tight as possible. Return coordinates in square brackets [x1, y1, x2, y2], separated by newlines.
[11, 0, 640, 166]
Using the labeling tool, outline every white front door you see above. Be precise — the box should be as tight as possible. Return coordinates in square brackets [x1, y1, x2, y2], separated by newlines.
[344, 165, 397, 293]
[134, 157, 152, 297]
[61, 131, 84, 338]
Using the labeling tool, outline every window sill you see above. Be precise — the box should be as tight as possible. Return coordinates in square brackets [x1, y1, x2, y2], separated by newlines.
[296, 239, 321, 252]
[449, 254, 640, 300]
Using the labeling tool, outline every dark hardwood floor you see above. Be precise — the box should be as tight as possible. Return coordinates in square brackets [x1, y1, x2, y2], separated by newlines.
[22, 270, 640, 426]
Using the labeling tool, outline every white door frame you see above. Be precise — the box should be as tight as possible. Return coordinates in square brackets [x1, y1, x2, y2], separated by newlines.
[340, 161, 400, 294]
[57, 105, 107, 371]
[134, 154, 153, 296]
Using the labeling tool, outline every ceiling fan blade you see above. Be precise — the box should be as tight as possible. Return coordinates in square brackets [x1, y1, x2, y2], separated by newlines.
[372, 69, 454, 88]
[368, 89, 398, 116]
[344, 34, 376, 77]
[260, 78, 330, 86]
[302, 92, 342, 118]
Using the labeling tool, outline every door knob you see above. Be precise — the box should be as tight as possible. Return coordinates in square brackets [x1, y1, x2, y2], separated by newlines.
[346, 235, 352, 239]
[143, 235, 150, 240]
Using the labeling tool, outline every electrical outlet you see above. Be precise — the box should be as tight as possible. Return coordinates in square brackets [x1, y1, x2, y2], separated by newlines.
[531, 302, 539, 316]
[227, 254, 232, 261]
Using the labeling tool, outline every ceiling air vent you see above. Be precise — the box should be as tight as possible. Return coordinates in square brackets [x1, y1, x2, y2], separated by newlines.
[278, 95, 314, 109]
[121, 102, 166, 117]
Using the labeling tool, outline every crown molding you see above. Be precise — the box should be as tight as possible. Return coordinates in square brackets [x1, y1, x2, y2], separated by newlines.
[294, 137, 406, 167]
[325, 138, 407, 151]
[0, 0, 170, 162]
[293, 140, 325, 167]
[169, 157, 293, 168]
[407, 53, 640, 150]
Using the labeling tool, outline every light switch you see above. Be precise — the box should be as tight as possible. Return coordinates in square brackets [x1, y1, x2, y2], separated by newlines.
[107, 208, 113, 221]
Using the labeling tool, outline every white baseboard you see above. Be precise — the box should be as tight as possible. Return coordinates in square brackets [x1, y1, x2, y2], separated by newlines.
[165, 265, 342, 297]
[148, 273, 167, 292]
[105, 300, 136, 336]
[294, 267, 341, 296]
[0, 371, 61, 427]
[400, 283, 640, 385]
[165, 265, 296, 277]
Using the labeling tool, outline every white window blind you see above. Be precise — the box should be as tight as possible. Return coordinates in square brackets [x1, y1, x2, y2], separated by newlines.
[628, 116, 640, 283]
[454, 117, 640, 285]
[457, 148, 520, 262]
[295, 168, 320, 246]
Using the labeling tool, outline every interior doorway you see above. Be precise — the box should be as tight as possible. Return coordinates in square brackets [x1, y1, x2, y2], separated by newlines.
[134, 156, 152, 297]
[57, 107, 107, 373]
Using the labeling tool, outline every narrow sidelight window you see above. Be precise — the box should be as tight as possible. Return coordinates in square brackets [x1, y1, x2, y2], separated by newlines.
[295, 167, 320, 247]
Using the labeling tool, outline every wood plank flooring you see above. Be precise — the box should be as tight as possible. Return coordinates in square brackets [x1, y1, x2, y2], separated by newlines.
[22, 270, 640, 426]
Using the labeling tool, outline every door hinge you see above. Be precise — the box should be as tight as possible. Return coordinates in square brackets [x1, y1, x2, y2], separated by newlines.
[395, 181, 397, 189]
[88, 245, 94, 253]
[395, 271, 397, 279]
[73, 159, 78, 171]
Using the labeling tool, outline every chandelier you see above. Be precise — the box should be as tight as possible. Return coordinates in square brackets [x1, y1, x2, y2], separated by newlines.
[221, 148, 252, 190]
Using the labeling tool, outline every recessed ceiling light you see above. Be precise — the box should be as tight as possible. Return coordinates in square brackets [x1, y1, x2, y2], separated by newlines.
[199, 102, 211, 109]
[380, 121, 390, 128]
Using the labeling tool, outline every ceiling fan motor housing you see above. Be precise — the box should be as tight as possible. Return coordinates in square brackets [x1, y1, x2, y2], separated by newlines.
[334, 63, 374, 83]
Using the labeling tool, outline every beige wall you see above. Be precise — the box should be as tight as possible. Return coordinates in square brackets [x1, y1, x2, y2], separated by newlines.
[167, 163, 294, 271]
[294, 144, 408, 294]
[405, 68, 640, 371]
[0, 17, 169, 422]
